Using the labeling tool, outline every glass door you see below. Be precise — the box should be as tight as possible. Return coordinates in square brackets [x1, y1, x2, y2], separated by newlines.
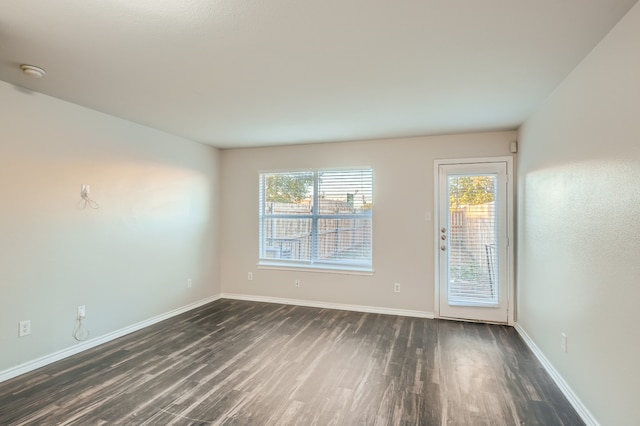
[437, 161, 509, 323]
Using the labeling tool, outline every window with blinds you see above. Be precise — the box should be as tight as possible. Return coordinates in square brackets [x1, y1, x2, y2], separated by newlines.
[259, 169, 373, 271]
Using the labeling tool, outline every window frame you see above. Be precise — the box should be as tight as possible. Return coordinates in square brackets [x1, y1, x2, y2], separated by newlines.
[258, 168, 373, 274]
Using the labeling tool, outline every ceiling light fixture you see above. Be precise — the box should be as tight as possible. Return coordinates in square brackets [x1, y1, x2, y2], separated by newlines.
[20, 64, 46, 78]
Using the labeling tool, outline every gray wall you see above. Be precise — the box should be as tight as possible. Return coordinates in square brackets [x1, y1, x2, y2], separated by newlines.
[0, 81, 221, 372]
[517, 3, 640, 424]
[220, 133, 514, 313]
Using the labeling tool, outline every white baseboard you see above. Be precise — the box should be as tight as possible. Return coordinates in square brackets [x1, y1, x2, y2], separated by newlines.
[514, 323, 599, 426]
[221, 293, 435, 319]
[0, 294, 222, 383]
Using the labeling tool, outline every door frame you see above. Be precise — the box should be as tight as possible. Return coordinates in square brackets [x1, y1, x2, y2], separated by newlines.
[433, 156, 515, 325]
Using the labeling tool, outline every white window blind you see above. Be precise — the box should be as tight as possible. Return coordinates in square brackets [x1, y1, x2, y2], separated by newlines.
[447, 174, 498, 305]
[259, 169, 373, 271]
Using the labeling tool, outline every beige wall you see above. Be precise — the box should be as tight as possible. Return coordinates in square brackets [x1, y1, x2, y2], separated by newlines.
[0, 81, 221, 372]
[517, 3, 640, 425]
[220, 132, 514, 313]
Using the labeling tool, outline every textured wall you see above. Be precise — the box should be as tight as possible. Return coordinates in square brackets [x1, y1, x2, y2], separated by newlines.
[220, 132, 514, 314]
[0, 82, 221, 372]
[517, 3, 640, 424]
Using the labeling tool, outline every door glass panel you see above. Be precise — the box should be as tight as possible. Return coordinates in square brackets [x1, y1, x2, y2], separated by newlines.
[447, 174, 498, 306]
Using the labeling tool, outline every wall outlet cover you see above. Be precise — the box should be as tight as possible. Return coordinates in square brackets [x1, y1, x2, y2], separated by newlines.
[19, 320, 31, 337]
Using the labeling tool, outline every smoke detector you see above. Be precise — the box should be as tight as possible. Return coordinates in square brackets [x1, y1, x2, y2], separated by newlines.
[20, 64, 46, 78]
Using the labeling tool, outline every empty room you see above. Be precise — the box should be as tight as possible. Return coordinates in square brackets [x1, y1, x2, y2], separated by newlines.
[1, 0, 639, 425]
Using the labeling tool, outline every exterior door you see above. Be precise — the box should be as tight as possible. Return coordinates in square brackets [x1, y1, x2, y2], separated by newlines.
[437, 161, 510, 323]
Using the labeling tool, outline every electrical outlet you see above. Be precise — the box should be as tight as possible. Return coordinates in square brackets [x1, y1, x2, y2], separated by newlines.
[295, 279, 301, 288]
[248, 272, 253, 281]
[394, 283, 401, 293]
[77, 305, 86, 319]
[187, 278, 192, 288]
[561, 333, 567, 352]
[19, 320, 31, 337]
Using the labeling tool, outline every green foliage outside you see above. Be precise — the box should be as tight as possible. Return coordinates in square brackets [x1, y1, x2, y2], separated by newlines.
[449, 176, 495, 210]
[266, 173, 313, 203]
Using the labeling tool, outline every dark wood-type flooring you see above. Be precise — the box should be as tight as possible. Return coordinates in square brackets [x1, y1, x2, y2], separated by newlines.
[0, 299, 584, 425]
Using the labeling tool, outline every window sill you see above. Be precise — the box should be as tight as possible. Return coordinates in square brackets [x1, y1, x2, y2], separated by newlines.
[257, 262, 374, 276]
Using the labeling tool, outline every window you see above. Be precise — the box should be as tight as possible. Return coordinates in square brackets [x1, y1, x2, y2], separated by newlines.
[259, 168, 373, 272]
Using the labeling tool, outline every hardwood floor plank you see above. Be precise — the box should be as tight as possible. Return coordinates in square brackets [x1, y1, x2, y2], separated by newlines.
[0, 300, 584, 425]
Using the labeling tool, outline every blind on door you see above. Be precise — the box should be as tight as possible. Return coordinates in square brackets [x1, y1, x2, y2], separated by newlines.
[447, 174, 499, 305]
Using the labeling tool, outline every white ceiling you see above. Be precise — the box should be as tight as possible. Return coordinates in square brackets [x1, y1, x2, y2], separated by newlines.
[0, 0, 637, 148]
